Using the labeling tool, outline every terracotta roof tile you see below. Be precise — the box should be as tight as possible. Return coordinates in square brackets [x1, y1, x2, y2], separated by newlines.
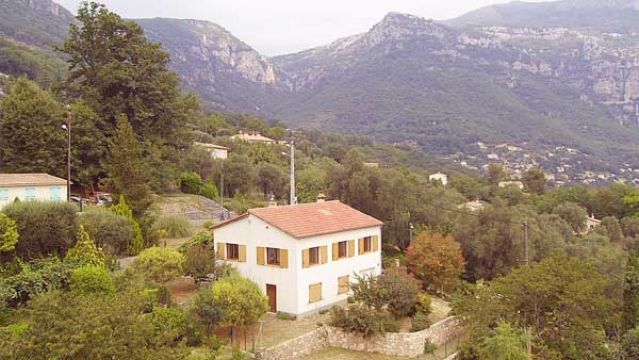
[248, 200, 383, 238]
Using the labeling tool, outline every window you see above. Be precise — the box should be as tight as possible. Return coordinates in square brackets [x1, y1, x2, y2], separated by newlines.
[50, 186, 62, 201]
[309, 283, 322, 303]
[25, 187, 36, 201]
[226, 244, 239, 260]
[338, 241, 347, 258]
[363, 236, 373, 253]
[309, 247, 320, 265]
[267, 248, 280, 266]
[338, 275, 350, 295]
[0, 189, 8, 201]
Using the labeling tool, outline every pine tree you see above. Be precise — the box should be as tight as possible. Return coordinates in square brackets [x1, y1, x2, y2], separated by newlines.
[0, 77, 66, 175]
[104, 115, 152, 218]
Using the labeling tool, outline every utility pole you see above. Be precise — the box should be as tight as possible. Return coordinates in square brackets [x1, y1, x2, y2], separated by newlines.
[290, 140, 296, 205]
[220, 172, 225, 220]
[523, 219, 529, 266]
[63, 106, 72, 202]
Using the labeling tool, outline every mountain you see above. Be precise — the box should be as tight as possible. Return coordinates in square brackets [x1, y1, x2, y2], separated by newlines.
[447, 0, 639, 32]
[0, 0, 73, 46]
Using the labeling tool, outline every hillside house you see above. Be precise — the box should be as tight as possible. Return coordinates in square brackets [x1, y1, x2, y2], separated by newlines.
[499, 181, 524, 190]
[231, 132, 276, 145]
[0, 173, 67, 208]
[194, 142, 229, 160]
[429, 172, 448, 186]
[213, 200, 383, 317]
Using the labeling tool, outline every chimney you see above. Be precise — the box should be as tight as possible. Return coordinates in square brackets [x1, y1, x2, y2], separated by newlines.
[316, 193, 326, 203]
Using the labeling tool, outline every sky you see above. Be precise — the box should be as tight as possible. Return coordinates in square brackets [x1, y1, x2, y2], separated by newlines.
[54, 0, 550, 55]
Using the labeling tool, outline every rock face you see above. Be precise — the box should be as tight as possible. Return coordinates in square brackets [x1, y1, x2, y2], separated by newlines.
[0, 0, 75, 46]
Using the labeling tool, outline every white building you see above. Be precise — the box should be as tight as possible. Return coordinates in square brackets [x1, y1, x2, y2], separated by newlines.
[194, 142, 230, 160]
[0, 173, 67, 208]
[429, 172, 448, 186]
[213, 200, 383, 317]
[498, 181, 524, 190]
[231, 132, 276, 145]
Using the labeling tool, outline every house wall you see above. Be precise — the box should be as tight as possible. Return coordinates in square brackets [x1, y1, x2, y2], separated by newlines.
[209, 148, 228, 160]
[0, 184, 67, 208]
[214, 215, 382, 316]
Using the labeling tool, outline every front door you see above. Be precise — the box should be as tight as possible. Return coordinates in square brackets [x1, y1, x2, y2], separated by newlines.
[266, 284, 277, 313]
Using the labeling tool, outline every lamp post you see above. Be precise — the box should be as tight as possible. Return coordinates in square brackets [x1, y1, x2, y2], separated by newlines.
[62, 106, 71, 202]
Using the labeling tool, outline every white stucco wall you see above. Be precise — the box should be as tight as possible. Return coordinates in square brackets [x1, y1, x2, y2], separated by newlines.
[214, 214, 382, 316]
[0, 184, 67, 209]
[209, 148, 228, 160]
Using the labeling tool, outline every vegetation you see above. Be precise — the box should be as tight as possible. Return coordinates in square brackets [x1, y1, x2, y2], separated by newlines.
[154, 216, 195, 239]
[132, 247, 185, 283]
[406, 232, 465, 294]
[79, 208, 134, 255]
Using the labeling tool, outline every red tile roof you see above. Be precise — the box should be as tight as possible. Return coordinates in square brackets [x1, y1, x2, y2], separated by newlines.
[214, 201, 383, 239]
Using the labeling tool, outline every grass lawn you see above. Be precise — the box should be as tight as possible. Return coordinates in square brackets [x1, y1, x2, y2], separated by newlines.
[257, 312, 330, 348]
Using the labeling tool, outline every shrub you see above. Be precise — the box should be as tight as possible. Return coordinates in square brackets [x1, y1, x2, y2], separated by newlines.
[132, 247, 185, 283]
[276, 312, 296, 321]
[64, 226, 105, 267]
[147, 307, 189, 344]
[210, 276, 268, 330]
[416, 292, 432, 315]
[180, 231, 214, 252]
[141, 285, 173, 312]
[109, 196, 145, 255]
[191, 285, 222, 334]
[377, 266, 421, 318]
[79, 208, 133, 255]
[153, 216, 194, 238]
[329, 305, 399, 337]
[411, 312, 430, 332]
[0, 212, 19, 253]
[70, 265, 115, 295]
[180, 172, 204, 195]
[3, 201, 78, 260]
[424, 340, 437, 354]
[0, 256, 71, 306]
[183, 246, 215, 283]
[200, 182, 219, 200]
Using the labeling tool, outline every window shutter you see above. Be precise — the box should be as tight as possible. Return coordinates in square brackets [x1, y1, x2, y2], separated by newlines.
[302, 249, 310, 268]
[320, 246, 328, 264]
[257, 247, 265, 265]
[372, 235, 379, 252]
[280, 249, 288, 269]
[239, 245, 247, 262]
[332, 243, 339, 261]
[338, 275, 350, 294]
[348, 240, 355, 258]
[216, 242, 226, 260]
[309, 283, 322, 303]
[358, 238, 364, 255]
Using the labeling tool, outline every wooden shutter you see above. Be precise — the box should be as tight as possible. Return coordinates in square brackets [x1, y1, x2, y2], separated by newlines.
[257, 247, 265, 265]
[372, 235, 379, 252]
[216, 242, 226, 260]
[239, 245, 247, 262]
[320, 246, 328, 264]
[358, 238, 364, 255]
[309, 283, 322, 303]
[280, 249, 288, 269]
[348, 240, 355, 258]
[338, 275, 350, 294]
[302, 249, 310, 268]
[332, 242, 339, 261]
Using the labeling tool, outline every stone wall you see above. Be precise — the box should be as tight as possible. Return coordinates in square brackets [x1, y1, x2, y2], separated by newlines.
[259, 317, 462, 359]
[259, 327, 328, 360]
[326, 316, 462, 358]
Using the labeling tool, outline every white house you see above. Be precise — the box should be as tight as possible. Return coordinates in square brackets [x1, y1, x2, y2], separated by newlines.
[498, 181, 524, 190]
[194, 142, 230, 160]
[429, 172, 448, 186]
[213, 200, 383, 317]
[231, 132, 276, 145]
[0, 173, 67, 208]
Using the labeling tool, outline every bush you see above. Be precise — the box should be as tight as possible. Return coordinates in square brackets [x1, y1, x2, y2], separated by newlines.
[64, 226, 105, 268]
[191, 285, 222, 333]
[377, 266, 421, 319]
[424, 340, 437, 354]
[0, 256, 71, 306]
[180, 172, 204, 195]
[132, 247, 185, 283]
[411, 312, 430, 332]
[141, 285, 173, 312]
[70, 265, 115, 295]
[109, 196, 144, 255]
[210, 276, 268, 329]
[180, 232, 213, 251]
[183, 246, 215, 283]
[3, 201, 78, 260]
[0, 212, 19, 253]
[329, 305, 399, 337]
[200, 182, 219, 200]
[79, 208, 134, 255]
[147, 307, 189, 344]
[416, 292, 432, 315]
[154, 216, 194, 238]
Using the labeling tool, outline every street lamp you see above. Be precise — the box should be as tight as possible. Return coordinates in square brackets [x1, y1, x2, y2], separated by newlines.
[62, 106, 71, 202]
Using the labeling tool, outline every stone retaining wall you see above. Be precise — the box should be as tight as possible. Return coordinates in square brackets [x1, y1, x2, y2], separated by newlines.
[258, 316, 462, 359]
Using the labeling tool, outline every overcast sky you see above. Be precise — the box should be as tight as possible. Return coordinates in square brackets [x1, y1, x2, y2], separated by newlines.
[54, 0, 550, 55]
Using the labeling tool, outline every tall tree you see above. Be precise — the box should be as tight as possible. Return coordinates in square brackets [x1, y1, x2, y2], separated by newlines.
[104, 116, 151, 216]
[522, 167, 546, 194]
[406, 232, 465, 294]
[0, 77, 65, 176]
